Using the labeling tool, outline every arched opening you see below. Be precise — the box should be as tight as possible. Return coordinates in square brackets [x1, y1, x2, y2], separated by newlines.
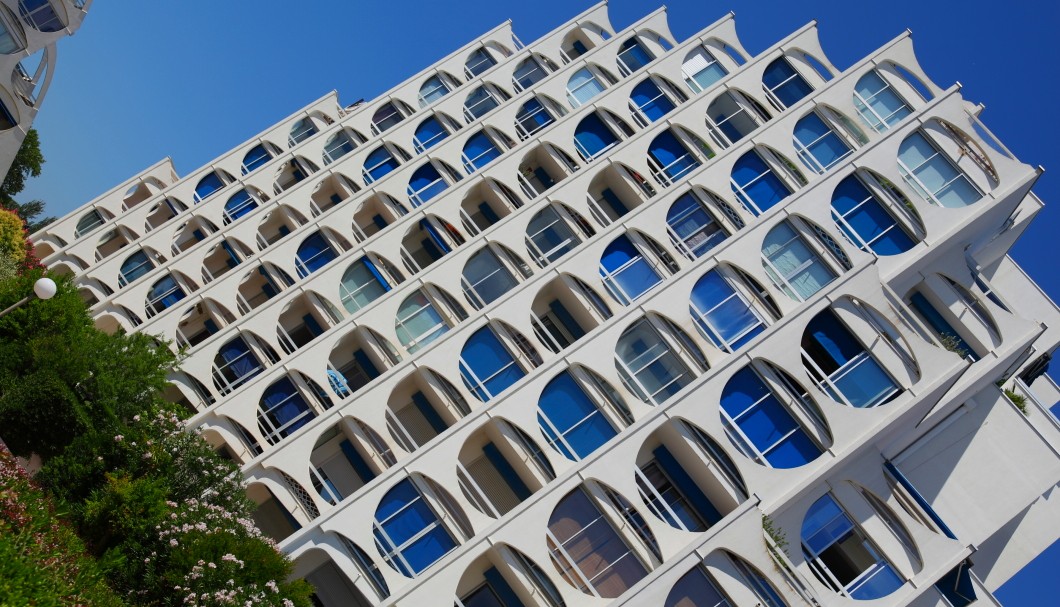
[310, 173, 360, 217]
[517, 143, 579, 199]
[310, 418, 394, 505]
[176, 298, 237, 349]
[386, 368, 471, 453]
[400, 216, 464, 273]
[599, 231, 679, 305]
[530, 274, 611, 353]
[586, 162, 655, 224]
[454, 544, 564, 607]
[456, 419, 554, 518]
[352, 192, 407, 241]
[326, 326, 401, 400]
[277, 290, 343, 354]
[706, 89, 771, 147]
[201, 237, 252, 284]
[460, 178, 523, 235]
[255, 204, 306, 250]
[236, 262, 294, 314]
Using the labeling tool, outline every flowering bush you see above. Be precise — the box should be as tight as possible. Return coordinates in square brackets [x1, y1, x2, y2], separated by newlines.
[0, 207, 41, 273]
[2, 269, 312, 605]
[138, 499, 304, 606]
[46, 409, 311, 606]
[0, 445, 123, 606]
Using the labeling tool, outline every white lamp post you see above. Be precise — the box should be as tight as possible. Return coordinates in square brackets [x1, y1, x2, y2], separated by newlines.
[0, 277, 57, 318]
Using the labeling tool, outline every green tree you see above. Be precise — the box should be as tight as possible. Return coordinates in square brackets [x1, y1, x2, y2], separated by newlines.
[0, 269, 312, 606]
[0, 129, 54, 232]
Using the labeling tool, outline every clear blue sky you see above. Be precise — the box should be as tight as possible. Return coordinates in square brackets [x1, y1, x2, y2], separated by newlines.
[18, 0, 1060, 601]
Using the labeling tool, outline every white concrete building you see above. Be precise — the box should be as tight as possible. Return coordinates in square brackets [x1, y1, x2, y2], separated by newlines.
[0, 0, 90, 177]
[31, 3, 1060, 606]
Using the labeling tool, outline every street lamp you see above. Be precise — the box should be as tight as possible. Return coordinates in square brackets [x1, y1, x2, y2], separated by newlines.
[0, 277, 57, 318]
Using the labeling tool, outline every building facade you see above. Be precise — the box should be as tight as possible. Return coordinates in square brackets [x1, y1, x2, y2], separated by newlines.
[0, 0, 90, 178]
[30, 3, 1060, 606]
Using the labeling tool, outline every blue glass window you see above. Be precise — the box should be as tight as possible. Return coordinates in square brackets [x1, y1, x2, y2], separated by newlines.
[289, 118, 318, 145]
[802, 309, 899, 408]
[213, 336, 263, 394]
[459, 326, 526, 401]
[666, 191, 727, 259]
[831, 175, 914, 255]
[854, 71, 911, 132]
[258, 376, 316, 444]
[338, 257, 390, 314]
[515, 98, 555, 138]
[897, 132, 982, 208]
[374, 478, 458, 576]
[118, 250, 154, 287]
[372, 102, 404, 134]
[793, 112, 852, 174]
[567, 68, 605, 107]
[649, 130, 701, 185]
[617, 37, 654, 74]
[193, 172, 225, 203]
[145, 274, 186, 317]
[690, 270, 765, 352]
[538, 370, 618, 460]
[600, 235, 662, 305]
[407, 163, 450, 206]
[762, 57, 813, 109]
[462, 131, 503, 174]
[802, 494, 903, 600]
[223, 189, 258, 223]
[630, 78, 676, 124]
[295, 232, 337, 278]
[682, 46, 728, 93]
[526, 205, 580, 266]
[708, 91, 764, 145]
[396, 290, 450, 353]
[75, 210, 106, 237]
[616, 319, 695, 404]
[323, 131, 356, 164]
[464, 86, 500, 121]
[20, 0, 63, 32]
[241, 144, 273, 175]
[363, 145, 401, 184]
[732, 558, 788, 607]
[761, 222, 836, 301]
[721, 365, 821, 468]
[513, 57, 547, 90]
[573, 113, 619, 161]
[462, 248, 518, 308]
[465, 48, 497, 77]
[413, 116, 449, 153]
[665, 567, 733, 607]
[418, 75, 450, 107]
[730, 151, 791, 215]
